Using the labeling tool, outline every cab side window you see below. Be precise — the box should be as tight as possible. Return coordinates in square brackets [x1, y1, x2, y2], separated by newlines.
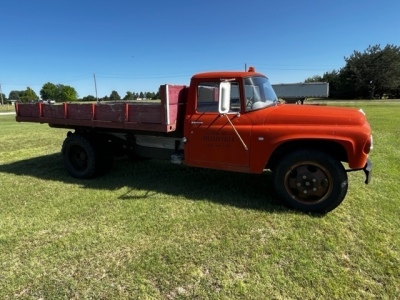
[229, 82, 241, 112]
[196, 82, 241, 113]
[197, 82, 219, 113]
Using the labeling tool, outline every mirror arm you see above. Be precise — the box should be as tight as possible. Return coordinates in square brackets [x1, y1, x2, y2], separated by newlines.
[223, 114, 248, 151]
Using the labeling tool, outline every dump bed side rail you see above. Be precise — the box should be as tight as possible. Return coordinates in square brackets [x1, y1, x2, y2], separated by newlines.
[15, 85, 187, 133]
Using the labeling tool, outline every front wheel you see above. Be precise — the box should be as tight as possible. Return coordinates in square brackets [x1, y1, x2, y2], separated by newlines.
[273, 150, 348, 213]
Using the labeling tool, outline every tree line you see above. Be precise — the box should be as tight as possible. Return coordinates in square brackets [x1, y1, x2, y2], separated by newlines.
[306, 44, 400, 99]
[2, 44, 400, 102]
[84, 91, 160, 102]
[3, 83, 159, 103]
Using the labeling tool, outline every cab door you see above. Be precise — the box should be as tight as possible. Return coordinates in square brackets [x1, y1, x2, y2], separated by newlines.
[185, 81, 252, 172]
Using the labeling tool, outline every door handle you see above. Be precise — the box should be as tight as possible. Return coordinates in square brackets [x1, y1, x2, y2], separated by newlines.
[191, 121, 203, 125]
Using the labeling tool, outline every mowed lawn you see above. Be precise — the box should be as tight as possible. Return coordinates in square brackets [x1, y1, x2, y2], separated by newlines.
[0, 101, 399, 299]
[0, 104, 16, 113]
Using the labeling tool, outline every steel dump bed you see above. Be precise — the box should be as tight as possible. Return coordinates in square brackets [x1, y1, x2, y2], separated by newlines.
[15, 85, 187, 133]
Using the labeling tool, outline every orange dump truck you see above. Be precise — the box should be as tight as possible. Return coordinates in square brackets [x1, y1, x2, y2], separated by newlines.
[15, 68, 373, 213]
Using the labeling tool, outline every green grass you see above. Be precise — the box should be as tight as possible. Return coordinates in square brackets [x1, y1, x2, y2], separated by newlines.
[0, 101, 399, 299]
[0, 104, 16, 113]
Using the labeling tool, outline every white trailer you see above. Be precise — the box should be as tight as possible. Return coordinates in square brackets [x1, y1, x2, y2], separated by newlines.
[272, 82, 329, 104]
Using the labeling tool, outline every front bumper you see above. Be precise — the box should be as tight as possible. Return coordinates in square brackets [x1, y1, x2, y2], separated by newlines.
[363, 159, 373, 184]
[346, 159, 372, 184]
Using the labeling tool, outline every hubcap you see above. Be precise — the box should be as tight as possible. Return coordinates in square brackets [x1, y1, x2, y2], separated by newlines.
[69, 145, 88, 171]
[285, 163, 332, 204]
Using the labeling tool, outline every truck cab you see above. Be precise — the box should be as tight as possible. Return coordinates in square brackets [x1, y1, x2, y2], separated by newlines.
[182, 68, 372, 213]
[184, 68, 278, 172]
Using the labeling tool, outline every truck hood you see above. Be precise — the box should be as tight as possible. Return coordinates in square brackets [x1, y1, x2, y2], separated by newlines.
[262, 104, 366, 126]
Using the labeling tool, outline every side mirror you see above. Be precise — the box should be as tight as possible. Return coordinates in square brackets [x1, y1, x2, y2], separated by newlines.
[219, 82, 231, 114]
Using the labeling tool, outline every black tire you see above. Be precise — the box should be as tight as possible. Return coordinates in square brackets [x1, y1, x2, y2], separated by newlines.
[62, 134, 97, 179]
[273, 150, 348, 213]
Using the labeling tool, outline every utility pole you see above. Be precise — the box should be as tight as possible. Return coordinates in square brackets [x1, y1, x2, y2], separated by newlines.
[0, 84, 3, 105]
[93, 73, 98, 102]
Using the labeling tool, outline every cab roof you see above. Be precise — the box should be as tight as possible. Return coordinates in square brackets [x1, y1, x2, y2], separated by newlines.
[191, 70, 267, 80]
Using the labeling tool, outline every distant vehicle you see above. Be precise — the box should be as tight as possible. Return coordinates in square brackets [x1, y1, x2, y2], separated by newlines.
[272, 82, 329, 104]
[38, 99, 55, 104]
[15, 68, 372, 213]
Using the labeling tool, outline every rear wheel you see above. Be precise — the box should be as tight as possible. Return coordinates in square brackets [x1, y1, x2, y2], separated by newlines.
[273, 150, 348, 213]
[62, 133, 100, 179]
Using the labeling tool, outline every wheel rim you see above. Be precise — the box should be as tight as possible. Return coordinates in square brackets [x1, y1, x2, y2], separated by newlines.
[284, 161, 333, 204]
[69, 145, 88, 171]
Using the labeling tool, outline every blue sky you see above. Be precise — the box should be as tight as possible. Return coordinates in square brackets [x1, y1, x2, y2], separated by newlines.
[1, 0, 400, 99]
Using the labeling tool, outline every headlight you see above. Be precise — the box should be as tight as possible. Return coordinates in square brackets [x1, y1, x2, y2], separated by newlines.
[370, 135, 373, 151]
[364, 135, 373, 154]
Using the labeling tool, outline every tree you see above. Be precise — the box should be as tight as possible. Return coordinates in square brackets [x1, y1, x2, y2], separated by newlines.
[109, 90, 121, 101]
[123, 91, 134, 100]
[343, 44, 400, 99]
[81, 95, 96, 102]
[40, 83, 78, 102]
[304, 75, 323, 83]
[146, 92, 156, 99]
[24, 87, 38, 101]
[8, 88, 38, 102]
[40, 82, 58, 100]
[59, 85, 78, 101]
[305, 44, 400, 99]
[9, 91, 21, 101]
[99, 95, 110, 101]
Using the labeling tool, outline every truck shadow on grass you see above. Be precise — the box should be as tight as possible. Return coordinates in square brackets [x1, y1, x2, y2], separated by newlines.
[0, 153, 293, 213]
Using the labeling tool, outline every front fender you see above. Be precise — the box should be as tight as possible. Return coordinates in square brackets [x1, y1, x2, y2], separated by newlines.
[249, 125, 369, 173]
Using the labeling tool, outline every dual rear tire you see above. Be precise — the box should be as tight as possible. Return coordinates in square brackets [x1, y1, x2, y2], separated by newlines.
[62, 133, 113, 179]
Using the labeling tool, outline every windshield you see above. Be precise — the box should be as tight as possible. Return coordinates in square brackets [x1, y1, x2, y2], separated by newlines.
[244, 76, 278, 112]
